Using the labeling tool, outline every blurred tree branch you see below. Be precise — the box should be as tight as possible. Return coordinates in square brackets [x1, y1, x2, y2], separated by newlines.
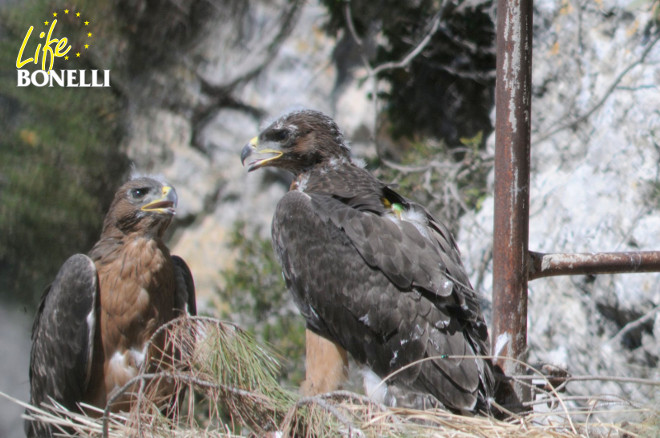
[533, 33, 660, 145]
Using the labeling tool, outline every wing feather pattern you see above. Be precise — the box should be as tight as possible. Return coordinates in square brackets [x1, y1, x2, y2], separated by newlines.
[27, 254, 97, 436]
[246, 109, 498, 414]
[274, 188, 492, 412]
[172, 255, 197, 317]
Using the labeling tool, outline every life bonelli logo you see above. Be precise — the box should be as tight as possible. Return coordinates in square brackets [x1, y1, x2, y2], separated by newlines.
[16, 6, 109, 87]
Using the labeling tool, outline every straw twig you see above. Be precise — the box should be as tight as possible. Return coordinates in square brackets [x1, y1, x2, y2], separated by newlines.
[8, 316, 658, 437]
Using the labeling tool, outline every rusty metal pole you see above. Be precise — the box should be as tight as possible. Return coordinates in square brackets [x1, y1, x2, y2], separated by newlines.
[493, 0, 534, 402]
[529, 251, 660, 280]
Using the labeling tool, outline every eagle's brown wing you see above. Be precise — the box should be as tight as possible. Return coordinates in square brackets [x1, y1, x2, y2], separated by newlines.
[26, 254, 98, 438]
[172, 255, 196, 317]
[273, 189, 491, 412]
[319, 189, 489, 344]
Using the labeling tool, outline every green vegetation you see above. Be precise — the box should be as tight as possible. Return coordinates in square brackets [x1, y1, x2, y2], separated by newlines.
[375, 133, 491, 235]
[318, 0, 495, 232]
[0, 0, 128, 307]
[216, 222, 307, 387]
[319, 0, 495, 146]
[188, 318, 296, 433]
[22, 316, 659, 438]
[1, 0, 221, 308]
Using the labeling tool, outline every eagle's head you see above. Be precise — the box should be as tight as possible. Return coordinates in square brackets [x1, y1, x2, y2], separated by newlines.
[241, 109, 351, 176]
[102, 177, 178, 237]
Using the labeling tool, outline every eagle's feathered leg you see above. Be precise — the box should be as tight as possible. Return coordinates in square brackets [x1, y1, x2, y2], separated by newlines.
[301, 329, 348, 396]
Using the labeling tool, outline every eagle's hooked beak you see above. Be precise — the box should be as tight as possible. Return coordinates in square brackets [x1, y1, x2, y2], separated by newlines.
[141, 185, 178, 215]
[241, 136, 283, 172]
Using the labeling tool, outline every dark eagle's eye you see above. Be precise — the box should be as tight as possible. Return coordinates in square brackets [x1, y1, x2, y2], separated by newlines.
[130, 187, 150, 199]
[270, 129, 289, 143]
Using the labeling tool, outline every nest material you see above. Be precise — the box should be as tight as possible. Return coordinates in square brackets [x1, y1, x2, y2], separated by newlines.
[12, 316, 659, 437]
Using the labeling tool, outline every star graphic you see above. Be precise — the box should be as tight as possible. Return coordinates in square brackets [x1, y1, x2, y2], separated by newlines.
[84, 44, 89, 49]
[76, 52, 80, 57]
[53, 12, 57, 17]
[65, 55, 69, 60]
[87, 32, 92, 37]
[76, 12, 80, 17]
[44, 21, 49, 25]
[84, 21, 89, 25]
[64, 9, 69, 14]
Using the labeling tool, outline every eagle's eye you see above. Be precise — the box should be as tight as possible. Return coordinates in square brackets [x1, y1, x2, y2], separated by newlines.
[270, 129, 289, 143]
[130, 187, 150, 199]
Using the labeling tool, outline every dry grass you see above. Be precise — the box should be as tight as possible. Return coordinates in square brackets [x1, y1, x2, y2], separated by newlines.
[7, 316, 659, 437]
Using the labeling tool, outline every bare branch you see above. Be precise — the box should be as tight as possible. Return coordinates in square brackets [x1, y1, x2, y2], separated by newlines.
[343, 0, 363, 49]
[608, 306, 660, 346]
[512, 373, 660, 387]
[379, 157, 454, 173]
[371, 13, 442, 76]
[534, 34, 660, 144]
[524, 394, 641, 409]
[341, 2, 445, 157]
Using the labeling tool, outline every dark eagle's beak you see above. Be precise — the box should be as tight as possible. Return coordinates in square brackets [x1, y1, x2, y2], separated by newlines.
[241, 136, 283, 172]
[141, 185, 178, 215]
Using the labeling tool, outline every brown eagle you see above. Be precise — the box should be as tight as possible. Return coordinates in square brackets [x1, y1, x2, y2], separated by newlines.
[241, 110, 495, 414]
[26, 177, 196, 437]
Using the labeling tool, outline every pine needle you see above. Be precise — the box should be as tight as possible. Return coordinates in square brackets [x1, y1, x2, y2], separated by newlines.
[7, 315, 658, 437]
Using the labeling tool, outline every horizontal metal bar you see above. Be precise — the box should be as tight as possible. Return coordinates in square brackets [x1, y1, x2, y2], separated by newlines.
[528, 251, 660, 280]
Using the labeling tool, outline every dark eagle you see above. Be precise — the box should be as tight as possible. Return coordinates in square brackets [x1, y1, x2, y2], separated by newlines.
[241, 110, 494, 414]
[26, 177, 196, 437]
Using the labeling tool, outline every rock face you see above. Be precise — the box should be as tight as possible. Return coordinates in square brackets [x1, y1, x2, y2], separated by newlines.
[459, 0, 660, 407]
[120, 0, 658, 413]
[0, 306, 31, 438]
[122, 0, 376, 303]
[4, 4, 658, 438]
